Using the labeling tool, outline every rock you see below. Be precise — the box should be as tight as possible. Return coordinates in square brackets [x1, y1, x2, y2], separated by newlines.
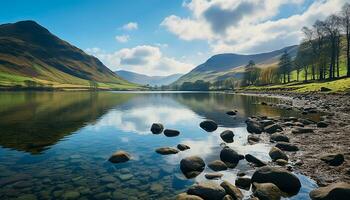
[275, 159, 288, 166]
[261, 102, 268, 105]
[108, 151, 131, 163]
[252, 182, 282, 200]
[150, 183, 164, 193]
[220, 180, 243, 200]
[248, 135, 260, 144]
[260, 119, 275, 127]
[150, 123, 164, 134]
[251, 166, 301, 194]
[187, 182, 226, 200]
[220, 147, 241, 167]
[270, 134, 289, 143]
[237, 172, 246, 177]
[246, 119, 263, 134]
[269, 147, 288, 161]
[275, 142, 299, 152]
[204, 173, 223, 180]
[292, 127, 314, 134]
[62, 191, 80, 200]
[235, 177, 251, 190]
[176, 193, 204, 200]
[299, 118, 315, 125]
[309, 182, 350, 200]
[200, 120, 218, 132]
[320, 153, 344, 166]
[320, 87, 332, 92]
[164, 129, 180, 137]
[226, 110, 237, 116]
[222, 195, 234, 200]
[245, 154, 267, 167]
[264, 124, 283, 134]
[177, 144, 190, 151]
[155, 147, 179, 155]
[180, 156, 205, 178]
[220, 130, 234, 143]
[208, 160, 228, 171]
[317, 121, 329, 128]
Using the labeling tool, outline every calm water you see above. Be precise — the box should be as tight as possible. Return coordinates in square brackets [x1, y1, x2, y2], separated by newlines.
[0, 92, 318, 200]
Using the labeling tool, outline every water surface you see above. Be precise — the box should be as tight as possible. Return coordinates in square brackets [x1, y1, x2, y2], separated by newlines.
[0, 92, 318, 200]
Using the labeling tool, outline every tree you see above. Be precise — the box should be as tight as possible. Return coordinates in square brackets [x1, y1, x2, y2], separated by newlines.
[278, 51, 292, 83]
[324, 15, 341, 79]
[243, 60, 260, 85]
[341, 3, 350, 77]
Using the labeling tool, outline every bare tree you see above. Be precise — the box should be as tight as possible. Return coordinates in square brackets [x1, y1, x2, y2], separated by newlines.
[341, 3, 350, 77]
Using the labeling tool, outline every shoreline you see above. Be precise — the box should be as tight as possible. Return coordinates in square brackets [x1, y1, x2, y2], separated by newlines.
[239, 91, 350, 186]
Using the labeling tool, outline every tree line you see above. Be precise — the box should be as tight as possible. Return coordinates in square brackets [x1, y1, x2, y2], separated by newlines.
[243, 3, 350, 86]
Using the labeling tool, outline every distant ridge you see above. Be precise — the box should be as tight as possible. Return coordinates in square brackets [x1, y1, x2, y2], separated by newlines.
[173, 45, 298, 85]
[115, 70, 183, 86]
[0, 20, 138, 89]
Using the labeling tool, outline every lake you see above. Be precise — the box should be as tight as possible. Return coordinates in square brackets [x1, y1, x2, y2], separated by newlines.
[0, 91, 318, 200]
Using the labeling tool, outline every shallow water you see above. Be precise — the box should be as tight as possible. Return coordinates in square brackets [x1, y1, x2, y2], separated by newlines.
[0, 91, 318, 200]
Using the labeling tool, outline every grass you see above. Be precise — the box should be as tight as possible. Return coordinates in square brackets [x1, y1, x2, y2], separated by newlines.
[243, 77, 350, 93]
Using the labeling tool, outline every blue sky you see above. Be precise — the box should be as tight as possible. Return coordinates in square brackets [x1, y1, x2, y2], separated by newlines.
[0, 0, 346, 76]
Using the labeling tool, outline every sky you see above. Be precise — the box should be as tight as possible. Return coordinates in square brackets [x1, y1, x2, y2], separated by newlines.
[0, 0, 348, 76]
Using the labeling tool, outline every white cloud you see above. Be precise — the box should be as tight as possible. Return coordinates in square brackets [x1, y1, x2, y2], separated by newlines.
[86, 45, 194, 76]
[161, 0, 347, 54]
[115, 34, 130, 43]
[121, 22, 138, 31]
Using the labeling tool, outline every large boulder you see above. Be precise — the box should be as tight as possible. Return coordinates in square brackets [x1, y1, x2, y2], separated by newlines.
[164, 129, 180, 137]
[150, 123, 164, 134]
[180, 156, 205, 178]
[269, 147, 288, 161]
[309, 182, 350, 200]
[220, 130, 234, 143]
[320, 153, 344, 166]
[220, 147, 241, 167]
[208, 160, 228, 171]
[235, 177, 251, 190]
[108, 151, 131, 163]
[200, 120, 218, 132]
[275, 142, 299, 152]
[220, 181, 243, 200]
[177, 144, 191, 151]
[176, 193, 204, 200]
[252, 182, 282, 200]
[187, 182, 226, 200]
[251, 166, 301, 194]
[264, 124, 283, 134]
[270, 134, 289, 143]
[155, 147, 179, 155]
[245, 154, 267, 167]
[246, 119, 263, 134]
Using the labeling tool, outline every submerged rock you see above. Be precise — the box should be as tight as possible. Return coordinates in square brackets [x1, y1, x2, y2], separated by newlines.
[220, 147, 241, 167]
[150, 123, 164, 134]
[245, 154, 267, 167]
[200, 120, 218, 132]
[251, 166, 301, 194]
[275, 142, 299, 152]
[180, 156, 205, 178]
[309, 182, 350, 200]
[204, 172, 223, 180]
[252, 182, 282, 200]
[220, 180, 243, 200]
[248, 135, 260, 144]
[176, 193, 204, 200]
[208, 160, 228, 171]
[155, 147, 179, 155]
[177, 144, 191, 151]
[220, 130, 234, 143]
[108, 151, 131, 163]
[187, 182, 226, 200]
[270, 134, 289, 143]
[320, 153, 344, 166]
[164, 129, 180, 137]
[226, 110, 237, 116]
[269, 147, 288, 161]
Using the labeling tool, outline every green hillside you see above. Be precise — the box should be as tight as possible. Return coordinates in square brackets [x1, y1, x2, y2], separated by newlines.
[0, 20, 141, 90]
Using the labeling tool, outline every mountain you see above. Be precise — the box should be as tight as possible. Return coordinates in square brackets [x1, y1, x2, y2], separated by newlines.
[115, 70, 183, 86]
[0, 20, 139, 90]
[173, 45, 298, 85]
